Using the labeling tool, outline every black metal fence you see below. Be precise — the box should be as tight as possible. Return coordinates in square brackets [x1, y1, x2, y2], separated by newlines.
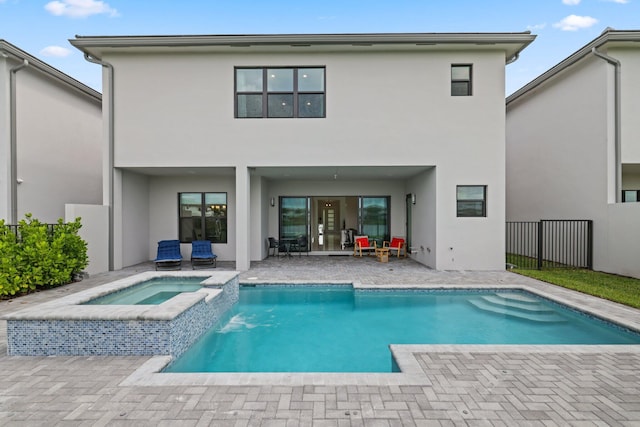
[4, 223, 62, 242]
[506, 220, 593, 269]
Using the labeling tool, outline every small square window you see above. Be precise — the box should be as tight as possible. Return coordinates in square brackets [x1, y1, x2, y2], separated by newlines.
[622, 190, 639, 203]
[451, 64, 472, 96]
[457, 185, 486, 217]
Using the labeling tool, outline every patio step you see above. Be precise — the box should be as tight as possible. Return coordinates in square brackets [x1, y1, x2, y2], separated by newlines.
[468, 294, 566, 323]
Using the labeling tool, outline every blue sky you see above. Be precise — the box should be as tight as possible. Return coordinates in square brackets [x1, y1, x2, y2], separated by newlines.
[1, 0, 638, 94]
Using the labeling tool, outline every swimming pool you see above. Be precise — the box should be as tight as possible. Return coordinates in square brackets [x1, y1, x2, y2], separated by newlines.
[165, 285, 640, 373]
[82, 277, 204, 305]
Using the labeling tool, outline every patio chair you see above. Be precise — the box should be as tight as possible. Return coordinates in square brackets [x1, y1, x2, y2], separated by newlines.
[383, 237, 407, 258]
[268, 237, 279, 257]
[191, 240, 217, 269]
[353, 235, 376, 257]
[154, 239, 182, 270]
[294, 235, 309, 256]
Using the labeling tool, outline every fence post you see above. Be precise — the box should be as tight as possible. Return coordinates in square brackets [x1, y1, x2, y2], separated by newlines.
[587, 220, 593, 270]
[537, 220, 543, 270]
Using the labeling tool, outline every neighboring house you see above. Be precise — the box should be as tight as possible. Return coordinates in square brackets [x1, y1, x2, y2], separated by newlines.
[70, 32, 535, 272]
[506, 29, 640, 278]
[0, 40, 102, 225]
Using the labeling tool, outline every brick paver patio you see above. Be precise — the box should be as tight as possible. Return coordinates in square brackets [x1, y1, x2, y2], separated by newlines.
[1, 256, 639, 426]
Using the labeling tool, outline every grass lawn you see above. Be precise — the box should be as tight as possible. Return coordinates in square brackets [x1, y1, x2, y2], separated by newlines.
[512, 268, 640, 309]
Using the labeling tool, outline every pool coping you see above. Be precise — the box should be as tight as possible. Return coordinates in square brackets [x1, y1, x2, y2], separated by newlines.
[121, 280, 640, 386]
[2, 270, 239, 321]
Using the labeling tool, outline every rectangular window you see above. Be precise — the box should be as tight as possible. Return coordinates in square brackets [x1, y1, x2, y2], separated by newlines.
[235, 67, 325, 118]
[179, 192, 227, 243]
[457, 186, 486, 217]
[622, 190, 640, 202]
[451, 64, 472, 96]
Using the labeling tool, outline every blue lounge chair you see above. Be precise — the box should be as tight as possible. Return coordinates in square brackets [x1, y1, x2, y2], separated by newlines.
[154, 240, 182, 270]
[191, 240, 217, 269]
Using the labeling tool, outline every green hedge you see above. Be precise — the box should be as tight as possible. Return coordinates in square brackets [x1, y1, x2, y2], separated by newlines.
[0, 214, 88, 297]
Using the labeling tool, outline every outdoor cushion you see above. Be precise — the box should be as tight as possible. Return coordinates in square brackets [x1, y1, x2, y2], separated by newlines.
[389, 237, 404, 248]
[356, 237, 369, 249]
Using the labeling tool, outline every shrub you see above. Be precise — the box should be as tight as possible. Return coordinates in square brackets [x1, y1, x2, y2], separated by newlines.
[0, 214, 88, 297]
[0, 220, 21, 296]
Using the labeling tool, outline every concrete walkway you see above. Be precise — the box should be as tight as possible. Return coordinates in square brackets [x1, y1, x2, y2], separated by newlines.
[1, 256, 639, 426]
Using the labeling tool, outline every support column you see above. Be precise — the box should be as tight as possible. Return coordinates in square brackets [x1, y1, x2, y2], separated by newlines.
[235, 165, 251, 271]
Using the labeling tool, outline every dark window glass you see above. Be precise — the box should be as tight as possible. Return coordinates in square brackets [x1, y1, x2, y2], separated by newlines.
[237, 94, 263, 118]
[268, 94, 294, 118]
[179, 192, 227, 243]
[451, 64, 472, 96]
[298, 94, 325, 118]
[360, 196, 390, 247]
[457, 185, 486, 217]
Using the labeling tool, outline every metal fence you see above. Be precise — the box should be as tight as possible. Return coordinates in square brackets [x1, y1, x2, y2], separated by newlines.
[4, 223, 62, 242]
[506, 220, 593, 269]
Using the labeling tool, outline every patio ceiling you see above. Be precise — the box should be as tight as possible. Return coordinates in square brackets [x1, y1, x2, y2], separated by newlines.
[120, 165, 433, 181]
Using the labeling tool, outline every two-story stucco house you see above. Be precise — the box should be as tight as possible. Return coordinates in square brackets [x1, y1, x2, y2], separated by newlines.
[0, 40, 102, 225]
[506, 29, 640, 278]
[70, 32, 535, 272]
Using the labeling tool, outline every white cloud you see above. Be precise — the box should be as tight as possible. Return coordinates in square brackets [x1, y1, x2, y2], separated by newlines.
[553, 15, 598, 31]
[604, 0, 629, 3]
[45, 0, 118, 18]
[40, 46, 72, 58]
[562, 0, 581, 5]
[527, 23, 547, 31]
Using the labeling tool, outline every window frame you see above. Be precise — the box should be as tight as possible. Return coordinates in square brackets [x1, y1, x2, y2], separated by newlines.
[235, 66, 326, 119]
[456, 185, 486, 217]
[178, 192, 228, 243]
[451, 64, 473, 97]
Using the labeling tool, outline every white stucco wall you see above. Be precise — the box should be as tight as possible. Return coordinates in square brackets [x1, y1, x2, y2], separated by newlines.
[407, 168, 437, 268]
[148, 174, 236, 262]
[65, 204, 109, 275]
[14, 66, 102, 223]
[105, 47, 509, 270]
[610, 47, 640, 164]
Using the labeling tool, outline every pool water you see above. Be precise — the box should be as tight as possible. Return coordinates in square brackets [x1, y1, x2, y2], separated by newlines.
[83, 277, 204, 305]
[165, 286, 640, 373]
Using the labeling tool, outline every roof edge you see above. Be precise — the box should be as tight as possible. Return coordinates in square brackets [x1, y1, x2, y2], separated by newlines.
[0, 39, 101, 102]
[507, 29, 640, 106]
[70, 32, 535, 61]
[71, 32, 535, 46]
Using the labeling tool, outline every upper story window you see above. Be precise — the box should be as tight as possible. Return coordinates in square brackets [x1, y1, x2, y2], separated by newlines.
[235, 67, 325, 118]
[622, 190, 640, 203]
[451, 64, 472, 96]
[457, 185, 486, 217]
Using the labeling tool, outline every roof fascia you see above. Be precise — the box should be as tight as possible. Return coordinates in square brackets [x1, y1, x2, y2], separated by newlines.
[507, 30, 640, 106]
[70, 32, 535, 61]
[0, 40, 101, 102]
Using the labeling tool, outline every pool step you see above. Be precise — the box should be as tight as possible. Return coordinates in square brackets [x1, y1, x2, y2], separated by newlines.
[468, 294, 566, 323]
[480, 295, 555, 313]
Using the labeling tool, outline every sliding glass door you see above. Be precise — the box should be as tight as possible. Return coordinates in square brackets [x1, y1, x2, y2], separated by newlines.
[279, 197, 310, 245]
[278, 195, 389, 252]
[359, 196, 390, 246]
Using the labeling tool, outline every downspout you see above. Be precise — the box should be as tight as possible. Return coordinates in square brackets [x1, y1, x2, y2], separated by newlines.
[9, 58, 29, 224]
[592, 47, 621, 203]
[84, 53, 115, 270]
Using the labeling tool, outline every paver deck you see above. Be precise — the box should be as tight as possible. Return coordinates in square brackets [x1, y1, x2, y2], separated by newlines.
[1, 256, 639, 426]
